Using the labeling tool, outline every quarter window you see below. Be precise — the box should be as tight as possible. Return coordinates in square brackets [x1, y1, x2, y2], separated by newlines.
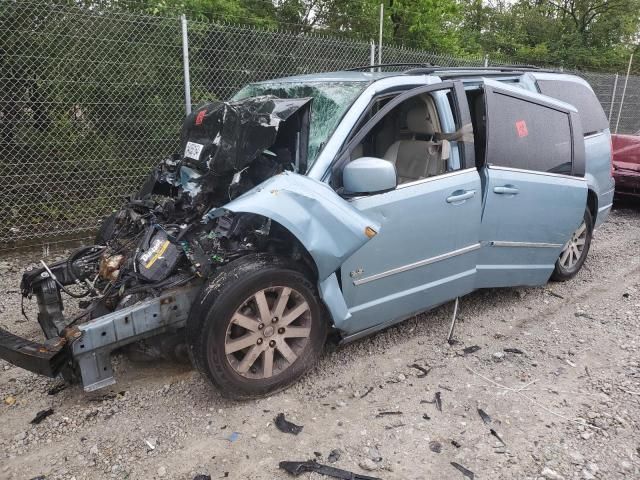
[487, 93, 573, 175]
[537, 80, 609, 135]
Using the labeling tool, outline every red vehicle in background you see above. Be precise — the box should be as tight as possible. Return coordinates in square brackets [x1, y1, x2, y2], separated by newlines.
[612, 130, 640, 199]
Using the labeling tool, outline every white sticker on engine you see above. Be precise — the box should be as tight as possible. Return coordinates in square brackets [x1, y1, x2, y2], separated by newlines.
[184, 141, 204, 160]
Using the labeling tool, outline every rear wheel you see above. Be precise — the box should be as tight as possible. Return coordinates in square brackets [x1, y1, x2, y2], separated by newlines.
[187, 254, 327, 399]
[551, 208, 593, 281]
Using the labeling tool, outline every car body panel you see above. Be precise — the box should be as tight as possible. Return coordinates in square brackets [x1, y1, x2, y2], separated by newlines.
[339, 168, 482, 334]
[477, 166, 587, 287]
[612, 132, 640, 198]
[204, 171, 380, 282]
[476, 78, 589, 287]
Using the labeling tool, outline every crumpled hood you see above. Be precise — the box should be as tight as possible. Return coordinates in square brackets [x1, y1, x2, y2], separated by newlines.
[181, 95, 313, 174]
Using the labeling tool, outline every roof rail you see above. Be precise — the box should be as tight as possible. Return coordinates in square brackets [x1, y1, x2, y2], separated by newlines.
[345, 63, 439, 71]
[403, 65, 558, 75]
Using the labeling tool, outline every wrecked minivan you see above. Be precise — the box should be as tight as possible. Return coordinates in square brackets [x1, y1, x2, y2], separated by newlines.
[0, 66, 614, 399]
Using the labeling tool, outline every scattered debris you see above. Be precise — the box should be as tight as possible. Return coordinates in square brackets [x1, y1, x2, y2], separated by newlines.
[451, 461, 475, 479]
[490, 428, 506, 445]
[451, 440, 461, 448]
[4, 395, 16, 406]
[622, 292, 630, 298]
[275, 413, 303, 435]
[422, 413, 431, 420]
[463, 345, 481, 355]
[47, 383, 67, 395]
[360, 386, 374, 398]
[546, 289, 564, 299]
[279, 460, 381, 479]
[30, 408, 54, 425]
[226, 432, 240, 442]
[477, 408, 492, 424]
[376, 411, 402, 417]
[492, 351, 505, 361]
[145, 438, 156, 451]
[314, 451, 322, 458]
[384, 421, 406, 429]
[429, 441, 442, 453]
[504, 348, 524, 355]
[193, 475, 211, 480]
[435, 392, 442, 412]
[328, 449, 341, 463]
[359, 459, 379, 471]
[409, 363, 431, 378]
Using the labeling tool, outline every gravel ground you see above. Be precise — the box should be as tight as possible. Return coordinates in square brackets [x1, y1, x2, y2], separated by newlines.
[1, 204, 639, 480]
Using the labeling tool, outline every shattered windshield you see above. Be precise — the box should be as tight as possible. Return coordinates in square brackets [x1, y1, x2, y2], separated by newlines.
[232, 81, 367, 170]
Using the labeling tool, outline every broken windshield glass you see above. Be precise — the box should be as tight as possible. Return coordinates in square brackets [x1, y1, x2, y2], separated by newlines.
[232, 81, 367, 170]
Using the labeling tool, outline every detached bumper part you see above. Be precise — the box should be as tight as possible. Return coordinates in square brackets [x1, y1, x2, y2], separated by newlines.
[0, 328, 68, 377]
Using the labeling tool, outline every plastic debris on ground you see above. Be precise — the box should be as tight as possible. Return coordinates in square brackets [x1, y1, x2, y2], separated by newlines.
[30, 408, 54, 424]
[279, 460, 382, 479]
[451, 461, 475, 479]
[274, 413, 303, 435]
[477, 408, 492, 424]
[462, 345, 481, 355]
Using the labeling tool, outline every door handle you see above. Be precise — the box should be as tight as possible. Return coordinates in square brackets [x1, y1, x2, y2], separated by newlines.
[446, 189, 476, 203]
[493, 185, 519, 195]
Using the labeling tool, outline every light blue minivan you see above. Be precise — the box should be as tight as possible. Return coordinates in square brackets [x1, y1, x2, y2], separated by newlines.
[2, 66, 614, 398]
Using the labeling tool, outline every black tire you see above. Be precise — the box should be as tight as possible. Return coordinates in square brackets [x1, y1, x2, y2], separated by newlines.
[551, 208, 593, 282]
[186, 253, 327, 399]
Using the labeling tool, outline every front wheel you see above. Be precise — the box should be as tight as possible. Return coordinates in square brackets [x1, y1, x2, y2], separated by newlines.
[186, 254, 327, 399]
[551, 208, 593, 282]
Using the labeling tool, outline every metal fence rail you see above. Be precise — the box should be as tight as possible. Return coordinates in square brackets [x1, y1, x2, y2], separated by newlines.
[0, 1, 638, 248]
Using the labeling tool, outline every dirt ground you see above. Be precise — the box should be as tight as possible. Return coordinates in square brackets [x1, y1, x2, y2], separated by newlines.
[1, 203, 639, 480]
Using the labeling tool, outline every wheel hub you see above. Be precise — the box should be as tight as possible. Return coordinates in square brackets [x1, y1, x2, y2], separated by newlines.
[262, 325, 275, 337]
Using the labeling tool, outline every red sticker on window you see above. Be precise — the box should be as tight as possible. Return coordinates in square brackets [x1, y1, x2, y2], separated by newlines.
[195, 109, 206, 126]
[515, 120, 528, 138]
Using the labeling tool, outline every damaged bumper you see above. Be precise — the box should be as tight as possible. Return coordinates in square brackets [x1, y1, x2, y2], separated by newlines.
[0, 286, 199, 391]
[0, 327, 68, 378]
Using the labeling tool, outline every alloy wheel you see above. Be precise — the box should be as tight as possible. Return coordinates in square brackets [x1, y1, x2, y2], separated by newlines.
[224, 286, 311, 379]
[559, 220, 587, 270]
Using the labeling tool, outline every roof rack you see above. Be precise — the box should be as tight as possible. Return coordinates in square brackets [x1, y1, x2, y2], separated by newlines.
[345, 63, 439, 71]
[403, 65, 558, 75]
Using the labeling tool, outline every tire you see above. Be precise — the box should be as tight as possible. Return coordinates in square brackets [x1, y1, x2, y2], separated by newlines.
[186, 253, 328, 399]
[551, 208, 593, 282]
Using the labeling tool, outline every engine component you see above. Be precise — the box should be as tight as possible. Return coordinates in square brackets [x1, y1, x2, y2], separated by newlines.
[136, 229, 182, 282]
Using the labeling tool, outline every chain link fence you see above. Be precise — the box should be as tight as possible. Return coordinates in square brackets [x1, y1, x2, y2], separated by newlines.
[1, 1, 638, 249]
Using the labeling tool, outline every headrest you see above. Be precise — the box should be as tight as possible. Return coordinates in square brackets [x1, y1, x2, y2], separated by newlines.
[406, 103, 436, 135]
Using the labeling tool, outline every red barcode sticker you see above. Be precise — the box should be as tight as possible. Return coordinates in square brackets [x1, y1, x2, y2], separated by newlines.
[195, 109, 206, 126]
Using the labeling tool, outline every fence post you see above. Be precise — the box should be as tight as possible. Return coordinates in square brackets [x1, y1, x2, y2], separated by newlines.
[483, 54, 488, 67]
[378, 3, 384, 70]
[608, 73, 619, 122]
[615, 53, 633, 134]
[370, 41, 376, 71]
[181, 14, 192, 115]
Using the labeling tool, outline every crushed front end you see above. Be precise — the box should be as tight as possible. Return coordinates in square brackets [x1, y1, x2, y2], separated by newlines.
[0, 95, 314, 391]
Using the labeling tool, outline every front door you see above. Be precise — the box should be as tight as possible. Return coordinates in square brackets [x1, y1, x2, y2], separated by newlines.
[477, 79, 588, 287]
[334, 82, 481, 335]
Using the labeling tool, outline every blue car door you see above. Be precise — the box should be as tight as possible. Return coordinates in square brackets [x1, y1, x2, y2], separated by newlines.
[333, 81, 481, 336]
[476, 79, 588, 287]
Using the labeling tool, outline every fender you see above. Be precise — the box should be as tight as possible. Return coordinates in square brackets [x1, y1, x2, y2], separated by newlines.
[204, 171, 380, 282]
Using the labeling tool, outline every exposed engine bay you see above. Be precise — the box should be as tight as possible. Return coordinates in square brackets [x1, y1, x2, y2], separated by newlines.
[19, 95, 313, 356]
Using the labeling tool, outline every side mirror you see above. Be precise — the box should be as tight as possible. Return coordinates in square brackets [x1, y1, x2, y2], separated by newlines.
[342, 157, 397, 195]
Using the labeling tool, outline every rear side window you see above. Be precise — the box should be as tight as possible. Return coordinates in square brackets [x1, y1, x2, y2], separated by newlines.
[487, 93, 572, 175]
[537, 80, 609, 135]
